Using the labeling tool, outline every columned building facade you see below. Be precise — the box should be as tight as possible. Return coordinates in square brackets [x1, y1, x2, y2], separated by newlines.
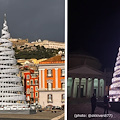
[68, 75, 105, 98]
[67, 54, 108, 99]
[67, 66, 106, 98]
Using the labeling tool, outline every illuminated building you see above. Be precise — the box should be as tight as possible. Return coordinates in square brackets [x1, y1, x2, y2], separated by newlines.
[67, 53, 110, 98]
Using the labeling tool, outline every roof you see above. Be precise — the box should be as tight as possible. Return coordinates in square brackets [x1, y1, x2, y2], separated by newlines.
[39, 55, 65, 64]
[68, 65, 104, 78]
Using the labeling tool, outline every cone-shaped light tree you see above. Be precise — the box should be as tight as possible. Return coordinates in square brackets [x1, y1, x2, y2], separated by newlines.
[109, 47, 120, 102]
[0, 14, 28, 108]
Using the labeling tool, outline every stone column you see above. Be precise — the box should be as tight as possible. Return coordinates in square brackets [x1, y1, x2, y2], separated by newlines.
[91, 78, 94, 96]
[55, 68, 58, 89]
[42, 69, 45, 89]
[38, 69, 42, 104]
[39, 69, 42, 89]
[104, 79, 106, 96]
[73, 78, 79, 98]
[85, 78, 88, 97]
[71, 78, 74, 98]
[98, 79, 100, 97]
[78, 78, 81, 98]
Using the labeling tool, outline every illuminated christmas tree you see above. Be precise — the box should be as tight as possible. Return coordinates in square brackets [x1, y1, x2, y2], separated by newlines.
[109, 47, 120, 102]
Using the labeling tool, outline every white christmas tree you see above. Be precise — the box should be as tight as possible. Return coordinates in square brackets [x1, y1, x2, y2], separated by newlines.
[0, 14, 28, 109]
[109, 47, 120, 102]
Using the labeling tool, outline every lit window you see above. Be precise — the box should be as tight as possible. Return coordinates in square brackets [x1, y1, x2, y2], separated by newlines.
[47, 69, 52, 77]
[35, 79, 38, 85]
[30, 80, 33, 85]
[61, 69, 65, 76]
[27, 81, 29, 85]
[48, 94, 53, 103]
[47, 83, 52, 90]
[61, 94, 65, 103]
[26, 75, 30, 79]
[61, 83, 65, 90]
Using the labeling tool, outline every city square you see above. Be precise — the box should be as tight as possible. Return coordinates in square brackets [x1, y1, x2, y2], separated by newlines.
[0, 111, 64, 120]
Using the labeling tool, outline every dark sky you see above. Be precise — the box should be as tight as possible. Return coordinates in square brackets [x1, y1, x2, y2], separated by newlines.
[0, 0, 65, 42]
[69, 1, 120, 69]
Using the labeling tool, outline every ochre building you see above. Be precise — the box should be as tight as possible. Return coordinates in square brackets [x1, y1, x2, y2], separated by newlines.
[38, 54, 65, 108]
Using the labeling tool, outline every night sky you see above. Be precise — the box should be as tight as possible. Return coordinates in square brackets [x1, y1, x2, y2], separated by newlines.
[69, 1, 120, 70]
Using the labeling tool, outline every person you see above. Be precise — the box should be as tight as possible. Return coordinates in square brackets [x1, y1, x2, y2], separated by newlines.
[91, 93, 97, 114]
[104, 95, 109, 114]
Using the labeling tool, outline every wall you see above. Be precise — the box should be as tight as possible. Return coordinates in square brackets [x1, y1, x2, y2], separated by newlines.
[39, 91, 64, 108]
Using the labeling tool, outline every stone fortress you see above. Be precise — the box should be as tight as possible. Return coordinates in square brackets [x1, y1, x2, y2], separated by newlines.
[9, 38, 65, 50]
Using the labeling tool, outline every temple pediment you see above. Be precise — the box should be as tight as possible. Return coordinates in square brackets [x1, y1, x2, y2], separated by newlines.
[68, 65, 103, 75]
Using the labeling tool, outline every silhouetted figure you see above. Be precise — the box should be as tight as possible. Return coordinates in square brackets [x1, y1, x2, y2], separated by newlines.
[104, 95, 109, 114]
[91, 93, 97, 114]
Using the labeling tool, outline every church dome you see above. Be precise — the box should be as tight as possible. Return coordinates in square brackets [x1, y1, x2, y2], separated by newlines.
[69, 52, 102, 70]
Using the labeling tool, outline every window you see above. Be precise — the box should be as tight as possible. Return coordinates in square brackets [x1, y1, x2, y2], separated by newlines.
[35, 86, 38, 91]
[35, 92, 38, 97]
[35, 79, 38, 85]
[30, 80, 33, 85]
[47, 83, 52, 90]
[61, 55, 65, 61]
[27, 81, 29, 85]
[27, 96, 30, 101]
[61, 83, 65, 90]
[31, 74, 37, 78]
[47, 69, 52, 77]
[30, 87, 33, 91]
[30, 93, 34, 98]
[61, 69, 65, 76]
[47, 94, 53, 103]
[26, 75, 30, 79]
[61, 94, 65, 103]
[27, 88, 30, 94]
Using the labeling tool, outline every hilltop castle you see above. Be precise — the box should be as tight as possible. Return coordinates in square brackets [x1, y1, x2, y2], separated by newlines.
[9, 38, 65, 50]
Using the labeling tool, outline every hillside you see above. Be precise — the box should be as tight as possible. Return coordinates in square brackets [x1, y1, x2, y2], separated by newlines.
[14, 46, 64, 59]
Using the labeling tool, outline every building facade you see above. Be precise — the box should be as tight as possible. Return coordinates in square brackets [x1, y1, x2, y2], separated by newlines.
[24, 70, 39, 105]
[68, 65, 105, 98]
[26, 40, 65, 50]
[67, 53, 112, 99]
[38, 55, 65, 108]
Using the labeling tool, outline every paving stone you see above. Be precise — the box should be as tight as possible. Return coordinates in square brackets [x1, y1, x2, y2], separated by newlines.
[0, 111, 64, 120]
[68, 99, 120, 120]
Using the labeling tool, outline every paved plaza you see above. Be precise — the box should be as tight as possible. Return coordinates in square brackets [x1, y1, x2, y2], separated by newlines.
[0, 110, 64, 120]
[67, 98, 120, 120]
